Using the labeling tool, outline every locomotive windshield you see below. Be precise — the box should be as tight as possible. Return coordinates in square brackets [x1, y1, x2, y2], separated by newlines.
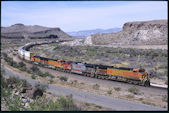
[139, 69, 145, 73]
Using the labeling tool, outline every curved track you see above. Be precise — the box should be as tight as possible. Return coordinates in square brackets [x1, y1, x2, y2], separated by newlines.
[19, 40, 168, 90]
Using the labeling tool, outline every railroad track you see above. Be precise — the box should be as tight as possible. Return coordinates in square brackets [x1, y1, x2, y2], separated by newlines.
[150, 83, 168, 89]
[17, 55, 167, 92]
[18, 40, 168, 90]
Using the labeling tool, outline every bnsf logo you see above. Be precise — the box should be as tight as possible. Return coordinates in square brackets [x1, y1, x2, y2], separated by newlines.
[75, 65, 81, 68]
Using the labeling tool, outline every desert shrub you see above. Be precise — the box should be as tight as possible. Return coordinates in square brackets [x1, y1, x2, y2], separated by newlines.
[85, 102, 90, 106]
[57, 94, 80, 111]
[59, 76, 68, 82]
[162, 95, 167, 102]
[49, 79, 53, 84]
[6, 76, 21, 86]
[37, 71, 46, 77]
[2, 52, 8, 58]
[164, 70, 168, 76]
[31, 75, 36, 79]
[13, 53, 16, 56]
[148, 70, 157, 78]
[26, 69, 32, 74]
[44, 72, 54, 78]
[126, 94, 134, 99]
[31, 65, 40, 73]
[139, 98, 143, 101]
[21, 79, 30, 87]
[20, 67, 27, 71]
[165, 80, 168, 85]
[92, 84, 100, 90]
[107, 89, 112, 95]
[6, 95, 24, 111]
[95, 105, 102, 109]
[35, 83, 48, 92]
[53, 45, 60, 50]
[1, 86, 11, 98]
[18, 62, 26, 67]
[12, 61, 19, 68]
[128, 87, 140, 95]
[29, 95, 61, 111]
[1, 75, 12, 97]
[114, 87, 121, 91]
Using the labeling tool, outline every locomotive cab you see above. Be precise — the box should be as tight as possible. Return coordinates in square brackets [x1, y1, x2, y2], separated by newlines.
[133, 68, 150, 87]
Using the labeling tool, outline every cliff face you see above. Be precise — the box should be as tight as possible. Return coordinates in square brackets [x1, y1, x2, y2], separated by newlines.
[85, 20, 168, 45]
[1, 24, 72, 39]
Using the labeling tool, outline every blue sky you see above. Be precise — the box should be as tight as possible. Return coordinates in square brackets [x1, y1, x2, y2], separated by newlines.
[1, 1, 168, 32]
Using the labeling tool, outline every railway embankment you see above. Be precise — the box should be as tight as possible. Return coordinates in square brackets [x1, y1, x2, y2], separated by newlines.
[1, 63, 167, 111]
[1, 52, 168, 109]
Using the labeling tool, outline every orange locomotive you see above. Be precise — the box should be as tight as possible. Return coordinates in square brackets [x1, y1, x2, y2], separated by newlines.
[30, 55, 150, 86]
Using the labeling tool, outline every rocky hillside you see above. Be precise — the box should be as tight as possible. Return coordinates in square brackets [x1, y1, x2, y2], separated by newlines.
[1, 24, 72, 39]
[84, 20, 168, 45]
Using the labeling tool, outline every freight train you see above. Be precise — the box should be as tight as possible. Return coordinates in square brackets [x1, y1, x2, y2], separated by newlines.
[18, 41, 150, 87]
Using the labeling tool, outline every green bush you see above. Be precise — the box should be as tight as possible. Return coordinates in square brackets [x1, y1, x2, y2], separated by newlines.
[31, 75, 36, 79]
[126, 94, 134, 99]
[92, 84, 100, 90]
[164, 70, 168, 76]
[107, 89, 112, 95]
[35, 83, 48, 92]
[53, 45, 60, 50]
[2, 52, 8, 58]
[29, 94, 80, 111]
[36, 71, 46, 77]
[20, 67, 27, 71]
[128, 87, 140, 95]
[95, 105, 102, 109]
[59, 76, 68, 82]
[44, 72, 54, 78]
[29, 95, 61, 111]
[57, 94, 80, 111]
[162, 95, 167, 102]
[31, 65, 40, 73]
[49, 79, 53, 84]
[6, 95, 24, 111]
[21, 79, 30, 87]
[18, 62, 26, 67]
[165, 80, 168, 85]
[114, 87, 121, 91]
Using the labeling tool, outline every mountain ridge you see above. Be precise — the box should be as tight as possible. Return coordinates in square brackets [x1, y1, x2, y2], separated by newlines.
[1, 24, 72, 39]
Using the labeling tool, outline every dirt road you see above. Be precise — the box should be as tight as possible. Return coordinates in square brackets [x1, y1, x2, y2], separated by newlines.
[3, 65, 167, 111]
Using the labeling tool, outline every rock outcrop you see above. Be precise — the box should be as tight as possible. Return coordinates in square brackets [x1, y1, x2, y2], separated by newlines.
[86, 20, 168, 45]
[1, 24, 72, 39]
[84, 36, 93, 45]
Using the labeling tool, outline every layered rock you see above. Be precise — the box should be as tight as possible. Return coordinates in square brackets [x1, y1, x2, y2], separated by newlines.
[86, 20, 168, 45]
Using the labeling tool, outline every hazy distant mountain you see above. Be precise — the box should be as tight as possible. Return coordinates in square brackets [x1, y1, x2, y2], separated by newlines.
[67, 28, 121, 38]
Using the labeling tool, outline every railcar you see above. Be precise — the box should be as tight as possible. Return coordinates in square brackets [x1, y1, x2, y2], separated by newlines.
[63, 61, 72, 72]
[83, 63, 96, 77]
[71, 62, 86, 74]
